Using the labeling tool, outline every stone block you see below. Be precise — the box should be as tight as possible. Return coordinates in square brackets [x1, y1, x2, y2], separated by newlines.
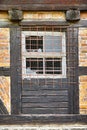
[66, 9, 80, 21]
[8, 9, 23, 21]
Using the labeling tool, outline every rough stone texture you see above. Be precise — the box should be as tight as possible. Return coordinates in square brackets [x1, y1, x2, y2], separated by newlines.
[8, 9, 23, 21]
[23, 11, 65, 21]
[0, 76, 10, 113]
[66, 9, 80, 21]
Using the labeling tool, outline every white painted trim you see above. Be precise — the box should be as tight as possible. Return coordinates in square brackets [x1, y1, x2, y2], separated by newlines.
[22, 31, 66, 79]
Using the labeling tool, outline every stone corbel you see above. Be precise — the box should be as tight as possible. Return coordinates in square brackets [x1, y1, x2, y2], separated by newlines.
[8, 9, 23, 21]
[66, 9, 80, 21]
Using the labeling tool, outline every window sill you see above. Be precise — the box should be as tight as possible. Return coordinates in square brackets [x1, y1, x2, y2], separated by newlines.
[22, 74, 66, 79]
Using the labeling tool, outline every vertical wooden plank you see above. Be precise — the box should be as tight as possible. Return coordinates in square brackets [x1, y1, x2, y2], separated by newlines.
[66, 27, 74, 114]
[67, 27, 79, 114]
[10, 27, 22, 114]
[73, 27, 79, 114]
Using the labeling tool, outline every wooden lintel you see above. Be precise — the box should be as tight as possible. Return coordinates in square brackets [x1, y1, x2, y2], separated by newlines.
[79, 67, 87, 76]
[20, 21, 69, 26]
[0, 67, 10, 76]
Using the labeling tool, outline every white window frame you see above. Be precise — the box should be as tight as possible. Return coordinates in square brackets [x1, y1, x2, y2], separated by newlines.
[22, 31, 66, 79]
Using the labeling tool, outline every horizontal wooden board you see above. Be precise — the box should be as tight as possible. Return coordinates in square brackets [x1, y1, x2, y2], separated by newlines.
[22, 90, 68, 96]
[23, 78, 67, 84]
[22, 95, 68, 103]
[22, 78, 68, 90]
[79, 67, 87, 76]
[22, 102, 68, 108]
[0, 67, 10, 76]
[21, 21, 69, 26]
[1, 115, 87, 124]
[0, 0, 87, 5]
[1, 5, 85, 10]
[22, 108, 68, 114]
[22, 85, 68, 91]
[0, 114, 87, 124]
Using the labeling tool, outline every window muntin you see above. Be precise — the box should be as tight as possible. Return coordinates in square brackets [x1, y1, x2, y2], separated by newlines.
[45, 58, 62, 74]
[26, 58, 62, 75]
[22, 30, 66, 79]
[26, 58, 43, 74]
[26, 36, 43, 52]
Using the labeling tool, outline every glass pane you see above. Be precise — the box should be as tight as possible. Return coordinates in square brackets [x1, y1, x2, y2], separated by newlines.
[44, 36, 62, 52]
[26, 58, 43, 74]
[26, 36, 43, 52]
[45, 58, 62, 74]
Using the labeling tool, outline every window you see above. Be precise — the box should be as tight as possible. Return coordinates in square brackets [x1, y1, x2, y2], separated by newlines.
[22, 28, 66, 79]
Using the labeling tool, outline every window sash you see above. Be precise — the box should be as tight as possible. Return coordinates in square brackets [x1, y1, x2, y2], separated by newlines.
[26, 58, 62, 75]
[22, 31, 66, 55]
[22, 31, 66, 79]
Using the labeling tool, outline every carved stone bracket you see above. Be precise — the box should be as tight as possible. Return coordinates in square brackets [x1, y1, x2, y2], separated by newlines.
[66, 9, 80, 21]
[8, 9, 23, 21]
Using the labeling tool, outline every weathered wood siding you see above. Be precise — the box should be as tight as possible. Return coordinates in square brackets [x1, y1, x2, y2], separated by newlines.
[0, 0, 87, 4]
[20, 26, 78, 114]
[0, 0, 87, 11]
[21, 79, 69, 114]
[0, 11, 87, 114]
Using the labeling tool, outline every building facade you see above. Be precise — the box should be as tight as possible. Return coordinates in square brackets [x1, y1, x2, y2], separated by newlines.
[0, 0, 87, 125]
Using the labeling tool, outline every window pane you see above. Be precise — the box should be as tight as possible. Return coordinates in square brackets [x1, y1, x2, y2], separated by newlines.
[45, 58, 62, 74]
[44, 36, 62, 52]
[26, 58, 43, 74]
[26, 36, 43, 52]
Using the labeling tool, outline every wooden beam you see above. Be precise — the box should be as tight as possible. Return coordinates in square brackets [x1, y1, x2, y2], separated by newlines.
[10, 27, 22, 115]
[0, 0, 87, 5]
[0, 4, 87, 11]
[0, 67, 10, 76]
[66, 27, 79, 114]
[79, 67, 87, 76]
[20, 21, 69, 26]
[0, 114, 87, 124]
[73, 28, 79, 114]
